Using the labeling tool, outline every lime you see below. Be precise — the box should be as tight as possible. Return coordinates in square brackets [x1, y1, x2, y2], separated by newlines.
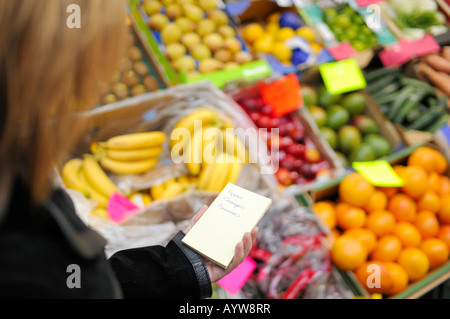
[349, 143, 376, 162]
[320, 126, 339, 150]
[301, 85, 318, 106]
[323, 8, 338, 24]
[341, 92, 366, 116]
[363, 134, 391, 158]
[335, 151, 349, 167]
[327, 105, 350, 130]
[338, 125, 362, 155]
[318, 85, 342, 108]
[335, 14, 351, 28]
[309, 105, 328, 128]
[351, 115, 379, 135]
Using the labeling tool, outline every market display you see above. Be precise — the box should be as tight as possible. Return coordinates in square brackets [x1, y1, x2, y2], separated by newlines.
[314, 147, 450, 297]
[303, 85, 392, 166]
[140, 0, 255, 76]
[56, 0, 450, 300]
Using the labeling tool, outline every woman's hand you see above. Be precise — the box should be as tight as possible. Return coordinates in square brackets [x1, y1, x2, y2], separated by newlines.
[184, 205, 258, 283]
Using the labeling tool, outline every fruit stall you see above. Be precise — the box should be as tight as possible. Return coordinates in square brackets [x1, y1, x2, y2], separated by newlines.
[56, 0, 450, 300]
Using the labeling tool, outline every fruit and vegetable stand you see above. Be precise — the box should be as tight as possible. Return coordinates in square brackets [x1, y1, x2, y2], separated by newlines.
[58, 0, 450, 299]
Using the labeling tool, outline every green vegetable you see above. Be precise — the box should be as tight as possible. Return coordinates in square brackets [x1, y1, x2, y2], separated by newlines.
[387, 86, 414, 121]
[406, 105, 445, 131]
[394, 89, 428, 124]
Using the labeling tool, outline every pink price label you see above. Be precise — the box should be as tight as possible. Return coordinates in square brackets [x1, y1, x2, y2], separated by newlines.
[217, 257, 257, 295]
[355, 0, 385, 6]
[327, 42, 357, 61]
[107, 192, 141, 224]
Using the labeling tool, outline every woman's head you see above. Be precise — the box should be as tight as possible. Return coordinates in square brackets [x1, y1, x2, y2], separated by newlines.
[0, 0, 127, 209]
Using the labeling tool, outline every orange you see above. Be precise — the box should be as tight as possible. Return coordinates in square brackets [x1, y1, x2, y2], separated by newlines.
[355, 261, 392, 294]
[377, 186, 398, 199]
[339, 173, 374, 207]
[428, 172, 441, 193]
[364, 190, 387, 213]
[331, 235, 368, 271]
[397, 248, 430, 281]
[326, 229, 341, 247]
[370, 235, 402, 262]
[399, 165, 428, 200]
[407, 147, 437, 173]
[413, 210, 440, 239]
[419, 238, 449, 270]
[393, 165, 406, 176]
[417, 190, 441, 213]
[365, 210, 396, 237]
[388, 193, 417, 222]
[438, 176, 450, 196]
[384, 262, 409, 296]
[335, 203, 366, 230]
[344, 228, 377, 253]
[437, 225, 450, 250]
[438, 194, 450, 225]
[393, 222, 422, 248]
[432, 149, 448, 174]
[313, 201, 336, 230]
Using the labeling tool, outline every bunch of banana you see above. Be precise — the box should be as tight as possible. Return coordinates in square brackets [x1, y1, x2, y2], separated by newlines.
[61, 155, 121, 209]
[149, 175, 194, 201]
[170, 107, 248, 178]
[129, 191, 152, 208]
[92, 131, 166, 175]
[197, 153, 244, 193]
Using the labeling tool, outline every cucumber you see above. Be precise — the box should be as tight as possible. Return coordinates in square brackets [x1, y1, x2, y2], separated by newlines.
[406, 106, 446, 131]
[375, 90, 401, 105]
[406, 108, 421, 123]
[387, 86, 414, 121]
[371, 82, 401, 100]
[367, 74, 399, 94]
[365, 67, 400, 83]
[394, 89, 428, 124]
[425, 113, 450, 133]
[400, 77, 436, 95]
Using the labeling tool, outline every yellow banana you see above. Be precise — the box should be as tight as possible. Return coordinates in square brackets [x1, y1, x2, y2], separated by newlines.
[99, 156, 158, 175]
[61, 158, 90, 197]
[129, 192, 145, 208]
[199, 154, 231, 192]
[202, 126, 223, 164]
[142, 193, 152, 206]
[100, 131, 166, 150]
[176, 175, 190, 185]
[102, 146, 163, 161]
[170, 108, 230, 150]
[79, 165, 109, 208]
[91, 207, 109, 219]
[197, 161, 215, 191]
[184, 128, 203, 176]
[150, 183, 165, 200]
[163, 177, 176, 188]
[222, 129, 249, 164]
[83, 155, 121, 198]
[159, 182, 187, 200]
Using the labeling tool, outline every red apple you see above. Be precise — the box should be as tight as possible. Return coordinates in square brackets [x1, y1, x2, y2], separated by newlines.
[261, 105, 274, 115]
[276, 168, 293, 186]
[289, 127, 305, 143]
[280, 154, 296, 170]
[293, 158, 304, 171]
[279, 136, 294, 150]
[289, 171, 299, 182]
[248, 111, 261, 123]
[257, 115, 272, 128]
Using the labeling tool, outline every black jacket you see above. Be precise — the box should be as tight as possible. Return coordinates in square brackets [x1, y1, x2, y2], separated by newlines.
[0, 179, 212, 299]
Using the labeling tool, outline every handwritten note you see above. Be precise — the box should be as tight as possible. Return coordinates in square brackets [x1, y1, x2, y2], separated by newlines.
[352, 160, 404, 187]
[319, 58, 367, 95]
[217, 257, 257, 295]
[260, 73, 303, 118]
[182, 183, 272, 269]
[107, 192, 141, 224]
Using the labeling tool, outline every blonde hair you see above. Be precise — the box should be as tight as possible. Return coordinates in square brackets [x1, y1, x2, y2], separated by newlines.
[0, 0, 127, 211]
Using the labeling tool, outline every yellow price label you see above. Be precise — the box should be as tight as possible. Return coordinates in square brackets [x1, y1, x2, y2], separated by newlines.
[319, 58, 366, 95]
[352, 160, 404, 187]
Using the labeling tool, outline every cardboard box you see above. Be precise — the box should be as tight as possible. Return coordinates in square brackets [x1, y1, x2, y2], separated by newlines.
[299, 66, 407, 166]
[309, 143, 450, 299]
[126, 0, 272, 88]
[227, 0, 335, 74]
[298, 0, 398, 69]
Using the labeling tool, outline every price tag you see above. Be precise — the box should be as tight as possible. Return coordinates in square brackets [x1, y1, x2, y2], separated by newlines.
[260, 73, 303, 117]
[327, 42, 357, 61]
[107, 192, 141, 224]
[352, 160, 404, 187]
[319, 58, 367, 95]
[355, 0, 385, 6]
[406, 34, 440, 57]
[217, 257, 257, 295]
[379, 40, 413, 67]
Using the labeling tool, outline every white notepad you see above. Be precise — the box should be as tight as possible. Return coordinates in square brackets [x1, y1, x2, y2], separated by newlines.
[182, 183, 272, 269]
